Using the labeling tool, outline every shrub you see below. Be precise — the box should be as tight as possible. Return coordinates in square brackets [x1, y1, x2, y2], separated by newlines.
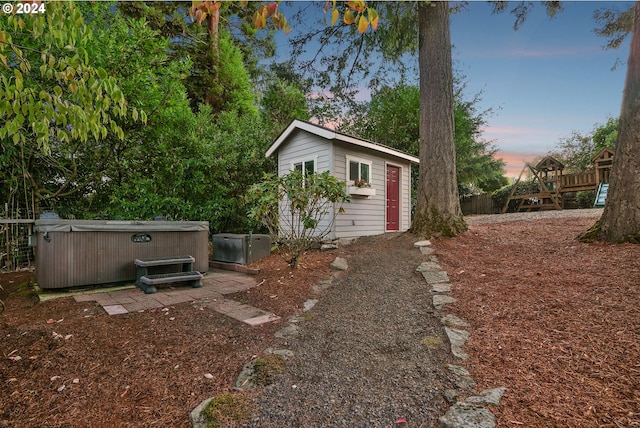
[492, 180, 541, 213]
[577, 190, 596, 208]
[246, 170, 349, 268]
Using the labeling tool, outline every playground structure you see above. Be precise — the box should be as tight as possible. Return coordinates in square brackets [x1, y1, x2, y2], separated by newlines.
[502, 147, 614, 213]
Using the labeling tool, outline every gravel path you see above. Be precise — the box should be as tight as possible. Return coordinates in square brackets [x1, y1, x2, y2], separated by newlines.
[246, 233, 453, 427]
[466, 207, 603, 225]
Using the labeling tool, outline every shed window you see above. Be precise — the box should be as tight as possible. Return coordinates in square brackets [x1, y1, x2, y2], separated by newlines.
[292, 159, 315, 186]
[294, 160, 315, 176]
[348, 159, 371, 186]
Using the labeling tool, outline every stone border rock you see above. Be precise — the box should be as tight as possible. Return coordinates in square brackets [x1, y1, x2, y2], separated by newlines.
[414, 240, 506, 428]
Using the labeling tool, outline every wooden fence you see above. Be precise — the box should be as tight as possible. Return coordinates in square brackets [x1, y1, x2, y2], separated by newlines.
[460, 194, 500, 216]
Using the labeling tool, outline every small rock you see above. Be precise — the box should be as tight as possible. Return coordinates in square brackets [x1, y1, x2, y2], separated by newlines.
[446, 364, 470, 377]
[416, 261, 442, 272]
[431, 283, 452, 293]
[190, 397, 214, 428]
[234, 361, 257, 390]
[204, 373, 214, 379]
[443, 389, 459, 405]
[321, 244, 338, 251]
[414, 240, 432, 247]
[264, 348, 294, 359]
[303, 299, 318, 312]
[422, 271, 449, 284]
[433, 295, 457, 311]
[336, 237, 357, 246]
[330, 257, 348, 271]
[455, 376, 476, 390]
[274, 324, 300, 340]
[420, 246, 435, 255]
[467, 387, 507, 406]
[441, 314, 470, 328]
[445, 327, 470, 359]
[312, 279, 333, 293]
[438, 403, 496, 428]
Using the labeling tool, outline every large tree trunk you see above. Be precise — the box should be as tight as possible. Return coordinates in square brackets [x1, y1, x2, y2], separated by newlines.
[584, 2, 640, 242]
[412, 1, 466, 238]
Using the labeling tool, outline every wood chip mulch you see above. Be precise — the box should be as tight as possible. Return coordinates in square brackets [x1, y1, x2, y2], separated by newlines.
[433, 214, 640, 427]
[0, 250, 338, 427]
[2, 212, 639, 427]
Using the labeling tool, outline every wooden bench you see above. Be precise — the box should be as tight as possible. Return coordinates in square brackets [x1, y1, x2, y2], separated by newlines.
[134, 255, 202, 294]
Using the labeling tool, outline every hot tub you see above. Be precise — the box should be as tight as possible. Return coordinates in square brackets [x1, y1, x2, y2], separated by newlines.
[35, 219, 209, 289]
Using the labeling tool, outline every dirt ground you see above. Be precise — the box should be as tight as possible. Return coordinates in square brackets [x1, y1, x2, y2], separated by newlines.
[1, 210, 639, 427]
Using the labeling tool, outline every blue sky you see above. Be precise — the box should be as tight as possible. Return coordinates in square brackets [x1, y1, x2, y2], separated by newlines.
[276, 1, 633, 178]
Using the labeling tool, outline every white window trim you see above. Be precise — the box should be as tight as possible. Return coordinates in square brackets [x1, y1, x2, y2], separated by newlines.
[289, 156, 318, 186]
[346, 155, 373, 186]
[290, 156, 317, 174]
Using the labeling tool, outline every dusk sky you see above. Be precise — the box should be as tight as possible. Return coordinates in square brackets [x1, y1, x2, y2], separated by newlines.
[277, 1, 633, 178]
[450, 1, 632, 177]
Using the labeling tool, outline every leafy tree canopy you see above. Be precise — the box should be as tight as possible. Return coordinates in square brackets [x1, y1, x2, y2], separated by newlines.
[550, 117, 618, 173]
[0, 1, 140, 154]
[342, 83, 508, 193]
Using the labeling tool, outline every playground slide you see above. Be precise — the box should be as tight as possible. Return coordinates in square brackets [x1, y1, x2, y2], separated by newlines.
[594, 183, 609, 208]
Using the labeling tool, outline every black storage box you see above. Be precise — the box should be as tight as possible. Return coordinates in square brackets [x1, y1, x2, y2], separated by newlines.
[212, 233, 271, 264]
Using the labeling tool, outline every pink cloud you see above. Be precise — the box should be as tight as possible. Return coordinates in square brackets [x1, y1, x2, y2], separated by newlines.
[495, 151, 542, 179]
[481, 125, 558, 137]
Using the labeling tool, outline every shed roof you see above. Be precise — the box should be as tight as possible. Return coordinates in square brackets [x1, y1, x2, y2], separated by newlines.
[265, 119, 420, 164]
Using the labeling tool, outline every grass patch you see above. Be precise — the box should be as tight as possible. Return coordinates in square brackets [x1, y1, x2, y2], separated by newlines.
[252, 355, 285, 386]
[202, 392, 251, 428]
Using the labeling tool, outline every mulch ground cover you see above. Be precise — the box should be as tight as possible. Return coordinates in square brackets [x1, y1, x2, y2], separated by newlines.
[1, 213, 639, 427]
[434, 215, 640, 427]
[0, 251, 337, 427]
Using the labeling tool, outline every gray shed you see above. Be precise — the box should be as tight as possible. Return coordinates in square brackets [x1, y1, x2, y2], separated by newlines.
[266, 120, 419, 239]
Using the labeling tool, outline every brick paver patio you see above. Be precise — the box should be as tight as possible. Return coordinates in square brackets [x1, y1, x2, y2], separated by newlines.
[71, 269, 279, 325]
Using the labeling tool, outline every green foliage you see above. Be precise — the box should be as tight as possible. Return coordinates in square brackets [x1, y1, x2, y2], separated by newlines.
[577, 190, 597, 209]
[199, 29, 258, 116]
[0, 2, 139, 154]
[343, 83, 508, 194]
[118, 1, 277, 112]
[252, 355, 285, 386]
[594, 5, 634, 50]
[492, 180, 540, 213]
[550, 118, 618, 173]
[107, 107, 274, 232]
[0, 1, 149, 221]
[247, 170, 349, 268]
[261, 79, 310, 128]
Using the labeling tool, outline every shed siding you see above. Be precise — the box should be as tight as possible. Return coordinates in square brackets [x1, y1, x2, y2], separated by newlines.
[276, 130, 335, 239]
[277, 129, 331, 174]
[398, 162, 412, 230]
[333, 143, 411, 238]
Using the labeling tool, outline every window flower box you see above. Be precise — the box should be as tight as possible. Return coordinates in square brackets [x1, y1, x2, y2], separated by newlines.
[348, 186, 376, 197]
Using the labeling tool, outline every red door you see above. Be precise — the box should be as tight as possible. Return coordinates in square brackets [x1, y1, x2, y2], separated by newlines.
[386, 165, 400, 231]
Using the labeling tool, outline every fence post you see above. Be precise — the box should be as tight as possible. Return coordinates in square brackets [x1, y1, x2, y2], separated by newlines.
[4, 203, 9, 269]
